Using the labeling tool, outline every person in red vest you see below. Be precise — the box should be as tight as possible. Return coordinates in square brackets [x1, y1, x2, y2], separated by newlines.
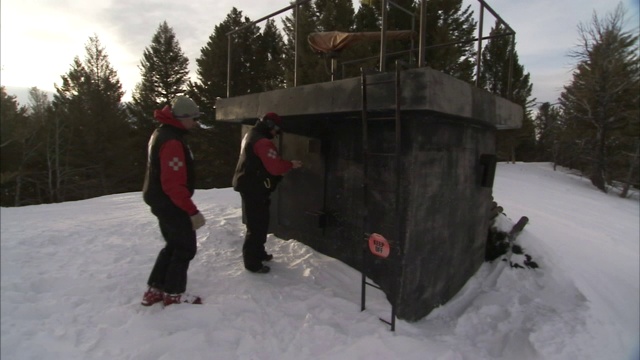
[140, 95, 206, 306]
[232, 112, 302, 273]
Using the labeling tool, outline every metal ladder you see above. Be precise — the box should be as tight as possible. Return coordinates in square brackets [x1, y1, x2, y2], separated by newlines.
[359, 60, 407, 331]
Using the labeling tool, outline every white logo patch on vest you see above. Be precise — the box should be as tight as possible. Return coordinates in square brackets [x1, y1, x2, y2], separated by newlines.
[267, 149, 277, 159]
[168, 157, 184, 171]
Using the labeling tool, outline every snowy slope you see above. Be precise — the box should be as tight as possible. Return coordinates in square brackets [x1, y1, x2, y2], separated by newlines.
[1, 162, 638, 360]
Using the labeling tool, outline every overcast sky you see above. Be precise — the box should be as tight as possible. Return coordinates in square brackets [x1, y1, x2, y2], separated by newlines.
[1, 0, 638, 106]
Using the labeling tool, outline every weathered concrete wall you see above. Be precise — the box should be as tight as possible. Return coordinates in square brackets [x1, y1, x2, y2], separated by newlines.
[263, 112, 495, 321]
[397, 115, 495, 320]
[216, 67, 522, 130]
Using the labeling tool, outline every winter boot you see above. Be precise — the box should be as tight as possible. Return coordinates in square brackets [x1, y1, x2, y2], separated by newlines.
[141, 287, 164, 306]
[261, 253, 273, 262]
[163, 292, 203, 306]
[251, 265, 270, 274]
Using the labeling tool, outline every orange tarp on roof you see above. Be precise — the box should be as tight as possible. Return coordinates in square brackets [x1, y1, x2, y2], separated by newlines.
[307, 31, 416, 53]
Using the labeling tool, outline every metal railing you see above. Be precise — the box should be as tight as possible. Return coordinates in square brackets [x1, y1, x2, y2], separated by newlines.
[225, 0, 312, 97]
[224, 0, 516, 98]
[474, 0, 516, 95]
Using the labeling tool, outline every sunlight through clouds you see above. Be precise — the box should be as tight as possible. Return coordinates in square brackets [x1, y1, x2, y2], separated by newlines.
[0, 1, 137, 94]
[1, 0, 638, 105]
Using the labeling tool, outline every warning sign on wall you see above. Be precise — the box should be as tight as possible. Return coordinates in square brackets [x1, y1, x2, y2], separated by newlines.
[368, 233, 390, 258]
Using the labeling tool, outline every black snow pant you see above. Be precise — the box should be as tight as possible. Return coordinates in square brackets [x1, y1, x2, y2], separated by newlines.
[240, 191, 271, 271]
[147, 206, 197, 294]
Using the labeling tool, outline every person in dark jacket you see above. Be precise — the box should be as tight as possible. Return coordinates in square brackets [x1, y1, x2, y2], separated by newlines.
[232, 112, 302, 273]
[140, 95, 206, 307]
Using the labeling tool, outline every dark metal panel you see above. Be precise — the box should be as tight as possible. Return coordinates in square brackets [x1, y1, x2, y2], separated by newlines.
[275, 133, 326, 235]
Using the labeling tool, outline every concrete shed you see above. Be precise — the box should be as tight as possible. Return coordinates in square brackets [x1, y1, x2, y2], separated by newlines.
[216, 65, 522, 322]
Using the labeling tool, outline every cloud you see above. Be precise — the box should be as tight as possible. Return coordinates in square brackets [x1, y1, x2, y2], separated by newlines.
[2, 0, 637, 106]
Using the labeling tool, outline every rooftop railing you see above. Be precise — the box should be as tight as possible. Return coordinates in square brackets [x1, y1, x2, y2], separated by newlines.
[225, 0, 516, 99]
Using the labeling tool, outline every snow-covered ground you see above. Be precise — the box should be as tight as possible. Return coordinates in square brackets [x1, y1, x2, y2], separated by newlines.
[1, 162, 638, 360]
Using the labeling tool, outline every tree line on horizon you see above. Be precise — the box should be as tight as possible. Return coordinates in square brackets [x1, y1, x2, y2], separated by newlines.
[1, 0, 638, 207]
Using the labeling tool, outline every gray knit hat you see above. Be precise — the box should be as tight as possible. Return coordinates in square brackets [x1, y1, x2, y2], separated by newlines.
[171, 95, 203, 119]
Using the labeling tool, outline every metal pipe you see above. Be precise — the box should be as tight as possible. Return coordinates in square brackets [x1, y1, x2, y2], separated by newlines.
[340, 33, 511, 69]
[418, 0, 426, 67]
[224, 0, 312, 95]
[379, 0, 388, 72]
[507, 34, 515, 98]
[478, 0, 515, 34]
[227, 36, 232, 98]
[225, 0, 311, 36]
[388, 0, 416, 65]
[331, 58, 337, 81]
[388, 0, 413, 16]
[294, 2, 299, 86]
[475, 2, 484, 87]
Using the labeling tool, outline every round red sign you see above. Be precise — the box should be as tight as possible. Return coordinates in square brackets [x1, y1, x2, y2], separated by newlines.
[368, 233, 390, 258]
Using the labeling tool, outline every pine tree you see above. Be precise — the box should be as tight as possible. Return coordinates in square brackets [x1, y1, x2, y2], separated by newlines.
[255, 19, 286, 91]
[129, 21, 190, 134]
[312, 0, 357, 79]
[343, 0, 399, 76]
[354, 0, 380, 32]
[38, 90, 67, 204]
[25, 87, 57, 204]
[478, 21, 535, 162]
[0, 87, 51, 206]
[127, 21, 191, 191]
[315, 0, 355, 32]
[53, 35, 130, 199]
[0, 87, 30, 206]
[345, 1, 383, 76]
[193, 7, 262, 108]
[423, 0, 476, 82]
[559, 3, 639, 192]
[191, 7, 266, 188]
[349, 0, 476, 80]
[381, 0, 417, 67]
[478, 22, 532, 105]
[533, 102, 563, 164]
[282, 1, 325, 86]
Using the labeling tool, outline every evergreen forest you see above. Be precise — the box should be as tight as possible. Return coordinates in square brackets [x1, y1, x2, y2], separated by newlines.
[1, 1, 638, 206]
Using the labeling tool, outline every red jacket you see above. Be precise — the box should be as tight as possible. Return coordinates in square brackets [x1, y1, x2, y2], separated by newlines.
[142, 106, 198, 215]
[253, 138, 293, 176]
[232, 124, 292, 193]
